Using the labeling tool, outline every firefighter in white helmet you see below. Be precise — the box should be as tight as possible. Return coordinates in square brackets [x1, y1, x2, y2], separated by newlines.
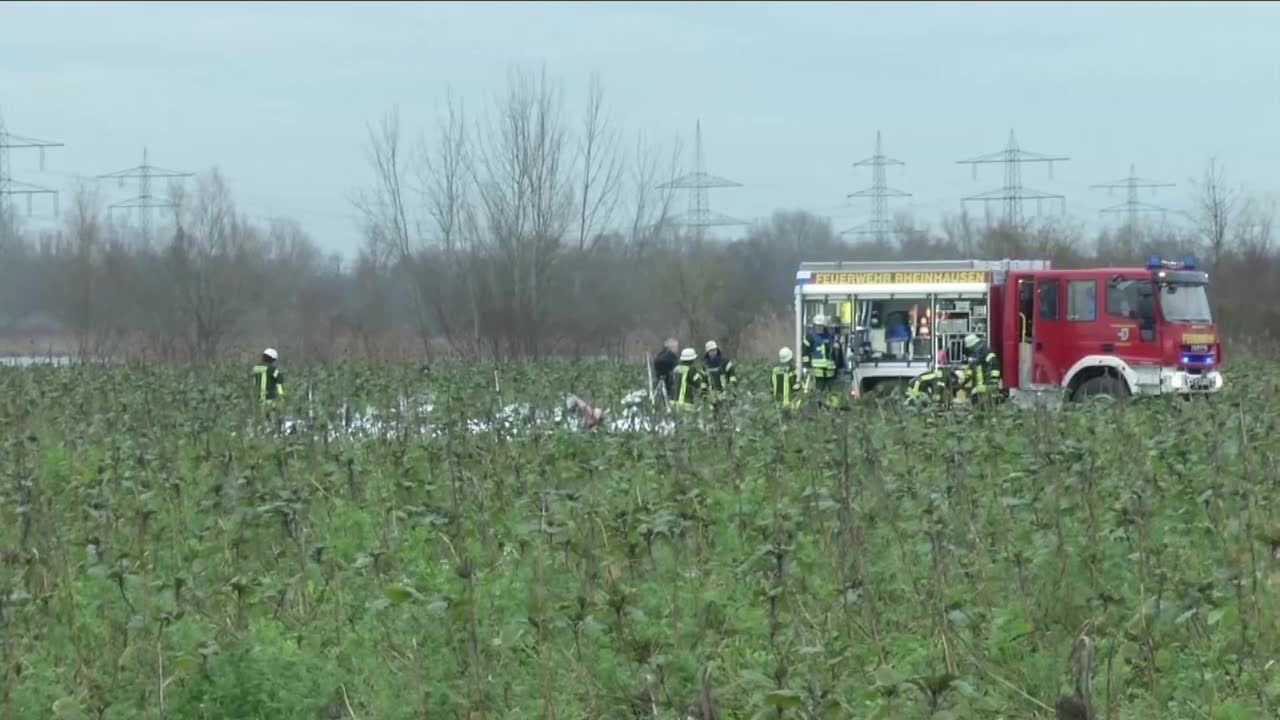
[702, 340, 737, 397]
[771, 346, 801, 408]
[672, 347, 707, 408]
[252, 348, 285, 405]
[958, 333, 1002, 401]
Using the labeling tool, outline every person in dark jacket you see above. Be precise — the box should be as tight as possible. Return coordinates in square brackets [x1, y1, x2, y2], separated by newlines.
[702, 340, 737, 394]
[652, 338, 679, 400]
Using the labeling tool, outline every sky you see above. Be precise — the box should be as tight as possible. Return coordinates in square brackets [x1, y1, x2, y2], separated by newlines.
[2, 1, 1278, 257]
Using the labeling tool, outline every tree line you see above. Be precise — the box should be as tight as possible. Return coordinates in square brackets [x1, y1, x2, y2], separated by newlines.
[1, 71, 1276, 364]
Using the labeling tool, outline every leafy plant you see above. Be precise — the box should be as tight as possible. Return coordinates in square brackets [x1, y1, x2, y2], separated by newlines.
[1, 360, 1276, 719]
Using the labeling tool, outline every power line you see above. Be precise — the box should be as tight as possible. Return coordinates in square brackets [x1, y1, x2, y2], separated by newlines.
[842, 130, 910, 243]
[97, 148, 193, 243]
[958, 129, 1069, 229]
[1091, 162, 1175, 234]
[657, 119, 744, 241]
[0, 116, 64, 223]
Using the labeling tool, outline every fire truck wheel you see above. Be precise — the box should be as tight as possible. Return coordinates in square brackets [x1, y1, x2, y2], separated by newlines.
[1074, 374, 1129, 403]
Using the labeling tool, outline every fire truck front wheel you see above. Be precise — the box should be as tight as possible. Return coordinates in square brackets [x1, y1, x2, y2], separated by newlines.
[1073, 374, 1130, 403]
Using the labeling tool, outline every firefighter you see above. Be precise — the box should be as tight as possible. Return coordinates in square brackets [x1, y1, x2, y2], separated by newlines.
[905, 365, 959, 407]
[801, 315, 837, 395]
[702, 340, 737, 394]
[828, 316, 847, 376]
[253, 348, 285, 404]
[960, 333, 1002, 400]
[772, 347, 802, 408]
[672, 347, 706, 408]
[652, 338, 679, 401]
[804, 315, 846, 408]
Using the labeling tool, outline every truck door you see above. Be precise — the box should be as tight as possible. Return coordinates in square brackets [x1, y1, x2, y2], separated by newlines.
[1016, 277, 1034, 387]
[1104, 276, 1160, 364]
[1032, 276, 1064, 385]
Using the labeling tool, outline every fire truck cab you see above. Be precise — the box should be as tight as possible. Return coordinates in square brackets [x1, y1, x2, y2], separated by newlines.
[1003, 256, 1222, 401]
[793, 256, 1223, 402]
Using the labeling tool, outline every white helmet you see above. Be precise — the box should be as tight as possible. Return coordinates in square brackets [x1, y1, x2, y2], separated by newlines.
[680, 348, 697, 362]
[963, 334, 980, 350]
[779, 347, 794, 363]
[705, 340, 718, 353]
[813, 314, 827, 327]
[263, 348, 279, 360]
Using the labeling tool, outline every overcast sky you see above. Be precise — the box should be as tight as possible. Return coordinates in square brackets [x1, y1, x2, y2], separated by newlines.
[2, 1, 1278, 256]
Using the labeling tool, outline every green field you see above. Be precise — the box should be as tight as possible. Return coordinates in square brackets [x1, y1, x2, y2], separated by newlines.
[2, 362, 1278, 719]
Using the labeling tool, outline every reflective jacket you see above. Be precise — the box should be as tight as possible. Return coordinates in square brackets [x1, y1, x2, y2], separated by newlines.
[906, 369, 950, 404]
[771, 364, 801, 406]
[252, 363, 285, 402]
[802, 331, 836, 379]
[673, 362, 706, 406]
[965, 344, 1001, 393]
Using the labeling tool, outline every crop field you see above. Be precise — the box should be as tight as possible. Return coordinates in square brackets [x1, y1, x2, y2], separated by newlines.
[2, 362, 1279, 720]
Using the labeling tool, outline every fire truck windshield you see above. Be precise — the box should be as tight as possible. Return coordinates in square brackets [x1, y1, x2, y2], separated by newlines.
[1159, 283, 1212, 322]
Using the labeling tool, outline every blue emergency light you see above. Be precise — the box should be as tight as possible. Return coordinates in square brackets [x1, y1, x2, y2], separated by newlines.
[1146, 255, 1199, 271]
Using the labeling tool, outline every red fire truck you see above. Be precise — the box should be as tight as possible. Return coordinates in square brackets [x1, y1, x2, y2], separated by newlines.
[793, 256, 1223, 401]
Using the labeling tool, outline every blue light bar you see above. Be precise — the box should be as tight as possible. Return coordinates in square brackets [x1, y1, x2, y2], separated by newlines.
[1147, 255, 1198, 272]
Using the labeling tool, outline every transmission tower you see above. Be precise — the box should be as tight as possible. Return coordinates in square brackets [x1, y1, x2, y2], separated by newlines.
[0, 118, 64, 223]
[958, 130, 1069, 229]
[657, 119, 744, 240]
[97, 148, 193, 243]
[1091, 163, 1175, 233]
[842, 130, 910, 243]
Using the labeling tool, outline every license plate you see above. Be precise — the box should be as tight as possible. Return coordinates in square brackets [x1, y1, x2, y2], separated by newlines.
[1188, 376, 1214, 391]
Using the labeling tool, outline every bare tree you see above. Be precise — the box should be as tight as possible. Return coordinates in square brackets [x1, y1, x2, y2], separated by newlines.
[421, 89, 484, 356]
[1195, 158, 1236, 271]
[57, 182, 102, 358]
[942, 210, 976, 257]
[625, 131, 681, 254]
[473, 67, 574, 358]
[166, 169, 261, 361]
[1234, 197, 1275, 265]
[575, 73, 622, 253]
[355, 109, 437, 359]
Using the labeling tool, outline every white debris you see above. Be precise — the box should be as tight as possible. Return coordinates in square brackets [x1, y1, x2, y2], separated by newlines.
[256, 387, 687, 440]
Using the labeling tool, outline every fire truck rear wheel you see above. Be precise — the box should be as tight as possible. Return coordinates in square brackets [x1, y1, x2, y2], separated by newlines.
[1074, 374, 1128, 403]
